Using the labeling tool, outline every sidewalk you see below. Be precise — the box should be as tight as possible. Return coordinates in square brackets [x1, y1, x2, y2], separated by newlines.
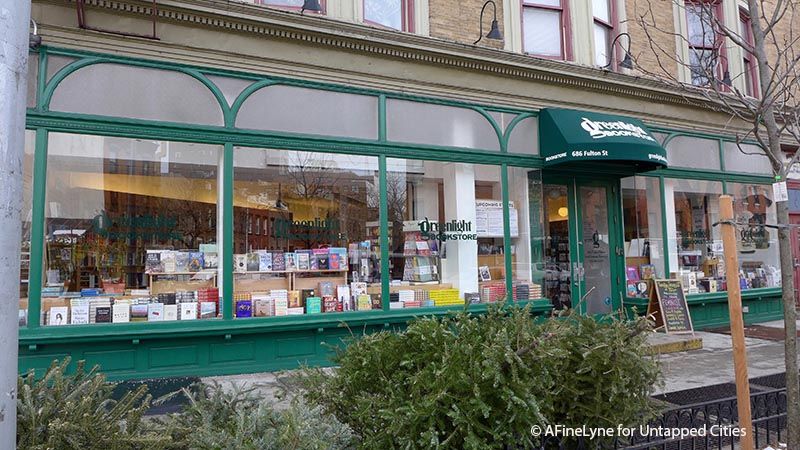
[655, 319, 800, 396]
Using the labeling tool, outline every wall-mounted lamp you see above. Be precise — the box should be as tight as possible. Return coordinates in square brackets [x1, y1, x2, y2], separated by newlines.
[721, 70, 732, 87]
[301, 0, 323, 14]
[474, 0, 503, 45]
[29, 19, 41, 50]
[603, 32, 633, 70]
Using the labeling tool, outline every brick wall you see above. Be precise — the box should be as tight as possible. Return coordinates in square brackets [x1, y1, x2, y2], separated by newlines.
[625, 0, 679, 81]
[429, 0, 505, 50]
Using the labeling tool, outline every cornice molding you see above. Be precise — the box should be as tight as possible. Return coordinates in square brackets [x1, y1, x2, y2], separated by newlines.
[51, 0, 729, 111]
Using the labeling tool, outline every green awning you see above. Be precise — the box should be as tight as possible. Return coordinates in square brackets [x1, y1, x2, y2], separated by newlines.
[539, 108, 667, 169]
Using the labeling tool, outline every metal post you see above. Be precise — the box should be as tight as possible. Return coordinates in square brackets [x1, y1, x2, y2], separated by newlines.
[719, 195, 755, 450]
[0, 1, 32, 447]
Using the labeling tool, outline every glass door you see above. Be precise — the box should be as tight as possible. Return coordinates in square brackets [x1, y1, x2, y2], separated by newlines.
[542, 176, 623, 314]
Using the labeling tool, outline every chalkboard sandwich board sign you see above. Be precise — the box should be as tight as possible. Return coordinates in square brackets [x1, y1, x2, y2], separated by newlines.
[647, 279, 694, 335]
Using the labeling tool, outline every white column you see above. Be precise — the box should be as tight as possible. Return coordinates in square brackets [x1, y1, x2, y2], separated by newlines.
[0, 1, 31, 446]
[441, 163, 478, 296]
[663, 179, 680, 274]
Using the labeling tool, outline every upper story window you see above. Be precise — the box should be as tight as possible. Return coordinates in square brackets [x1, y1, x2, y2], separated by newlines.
[522, 0, 571, 59]
[592, 0, 616, 66]
[739, 9, 758, 97]
[364, 0, 413, 31]
[685, 0, 725, 87]
[258, 0, 326, 13]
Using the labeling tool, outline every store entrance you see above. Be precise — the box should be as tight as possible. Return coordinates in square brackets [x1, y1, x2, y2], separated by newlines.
[542, 176, 624, 314]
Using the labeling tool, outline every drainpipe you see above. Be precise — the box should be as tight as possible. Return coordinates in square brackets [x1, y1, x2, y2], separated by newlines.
[0, 1, 32, 447]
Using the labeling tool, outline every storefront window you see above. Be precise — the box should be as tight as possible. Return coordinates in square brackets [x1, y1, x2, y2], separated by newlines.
[42, 133, 221, 325]
[19, 131, 35, 326]
[621, 176, 664, 298]
[385, 159, 512, 305]
[666, 135, 721, 171]
[665, 178, 723, 293]
[508, 168, 544, 300]
[233, 148, 381, 317]
[728, 183, 781, 288]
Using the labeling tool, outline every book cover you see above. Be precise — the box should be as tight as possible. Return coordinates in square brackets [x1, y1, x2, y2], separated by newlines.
[288, 290, 302, 309]
[357, 295, 371, 311]
[130, 304, 148, 322]
[254, 298, 274, 317]
[328, 247, 344, 270]
[312, 249, 329, 270]
[272, 251, 286, 271]
[350, 282, 367, 297]
[95, 306, 112, 323]
[112, 304, 130, 323]
[235, 300, 253, 318]
[258, 251, 273, 272]
[70, 299, 90, 325]
[306, 297, 322, 314]
[296, 250, 312, 270]
[49, 306, 69, 326]
[640, 264, 656, 280]
[337, 285, 352, 311]
[145, 250, 163, 273]
[371, 296, 382, 310]
[287, 307, 305, 315]
[274, 297, 288, 316]
[247, 253, 260, 272]
[164, 304, 178, 321]
[285, 252, 297, 271]
[148, 302, 165, 321]
[188, 252, 204, 272]
[162, 251, 176, 273]
[203, 252, 219, 269]
[175, 252, 191, 273]
[300, 289, 315, 307]
[626, 266, 640, 281]
[626, 281, 639, 297]
[318, 281, 335, 297]
[323, 296, 338, 313]
[200, 301, 216, 319]
[234, 254, 247, 273]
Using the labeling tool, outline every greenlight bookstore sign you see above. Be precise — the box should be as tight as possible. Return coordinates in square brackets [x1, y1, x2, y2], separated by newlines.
[274, 217, 344, 240]
[418, 218, 477, 241]
[93, 212, 182, 240]
[539, 108, 669, 167]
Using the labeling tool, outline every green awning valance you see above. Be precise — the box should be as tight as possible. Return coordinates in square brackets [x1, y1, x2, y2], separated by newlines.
[539, 108, 667, 169]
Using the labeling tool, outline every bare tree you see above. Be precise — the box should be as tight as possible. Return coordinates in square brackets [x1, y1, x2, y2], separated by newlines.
[633, 0, 800, 444]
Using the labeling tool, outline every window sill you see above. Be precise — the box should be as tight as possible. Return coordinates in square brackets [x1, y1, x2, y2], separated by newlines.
[625, 287, 782, 307]
[19, 299, 553, 346]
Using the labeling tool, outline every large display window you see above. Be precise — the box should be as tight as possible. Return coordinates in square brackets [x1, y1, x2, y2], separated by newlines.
[40, 133, 221, 326]
[621, 176, 665, 298]
[665, 178, 724, 293]
[232, 148, 381, 317]
[728, 182, 781, 288]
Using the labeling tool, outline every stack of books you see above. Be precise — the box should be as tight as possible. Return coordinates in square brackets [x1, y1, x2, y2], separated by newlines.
[480, 282, 506, 303]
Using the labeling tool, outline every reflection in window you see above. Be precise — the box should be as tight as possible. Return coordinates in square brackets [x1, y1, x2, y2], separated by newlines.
[365, 0, 410, 31]
[386, 159, 525, 305]
[621, 176, 664, 298]
[728, 183, 781, 289]
[592, 0, 614, 66]
[508, 168, 545, 300]
[665, 178, 723, 294]
[19, 131, 35, 326]
[686, 1, 724, 87]
[523, 0, 568, 58]
[233, 148, 381, 317]
[42, 133, 221, 326]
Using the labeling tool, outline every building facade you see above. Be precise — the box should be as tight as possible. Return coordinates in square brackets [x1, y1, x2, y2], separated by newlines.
[20, 0, 784, 380]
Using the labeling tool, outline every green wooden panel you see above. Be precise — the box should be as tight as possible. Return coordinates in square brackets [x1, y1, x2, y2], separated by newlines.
[276, 336, 316, 358]
[210, 341, 256, 364]
[83, 349, 136, 372]
[149, 346, 199, 368]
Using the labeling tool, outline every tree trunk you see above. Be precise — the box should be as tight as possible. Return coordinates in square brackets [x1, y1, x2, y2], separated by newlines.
[776, 200, 800, 447]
